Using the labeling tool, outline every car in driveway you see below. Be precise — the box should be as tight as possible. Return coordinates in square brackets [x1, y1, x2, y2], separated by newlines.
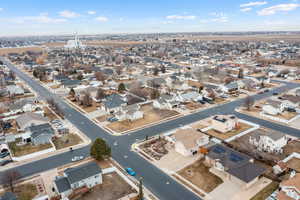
[125, 168, 136, 176]
[107, 117, 118, 122]
[0, 159, 13, 166]
[71, 156, 84, 162]
[0, 151, 10, 158]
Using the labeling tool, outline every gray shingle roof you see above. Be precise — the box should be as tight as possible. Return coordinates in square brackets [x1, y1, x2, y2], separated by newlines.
[29, 123, 55, 139]
[64, 162, 102, 184]
[0, 192, 17, 200]
[54, 177, 71, 193]
[104, 94, 126, 109]
[207, 144, 265, 183]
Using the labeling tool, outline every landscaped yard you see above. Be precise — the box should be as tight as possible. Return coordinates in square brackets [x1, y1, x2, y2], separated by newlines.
[250, 181, 279, 200]
[8, 139, 53, 157]
[139, 138, 169, 160]
[178, 159, 223, 193]
[52, 134, 82, 150]
[80, 172, 136, 200]
[106, 104, 179, 133]
[67, 96, 100, 113]
[204, 122, 252, 140]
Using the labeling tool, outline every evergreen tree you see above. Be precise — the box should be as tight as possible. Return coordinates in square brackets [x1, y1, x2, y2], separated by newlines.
[118, 83, 126, 92]
[90, 138, 111, 161]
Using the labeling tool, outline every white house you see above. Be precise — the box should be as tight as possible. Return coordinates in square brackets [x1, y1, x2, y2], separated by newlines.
[249, 129, 288, 154]
[176, 91, 203, 103]
[153, 94, 180, 110]
[172, 128, 209, 156]
[276, 173, 300, 200]
[114, 104, 144, 121]
[210, 115, 238, 133]
[262, 99, 285, 116]
[54, 162, 102, 198]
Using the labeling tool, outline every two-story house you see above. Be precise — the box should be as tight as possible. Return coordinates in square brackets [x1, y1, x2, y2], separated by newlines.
[54, 162, 102, 199]
[210, 115, 238, 133]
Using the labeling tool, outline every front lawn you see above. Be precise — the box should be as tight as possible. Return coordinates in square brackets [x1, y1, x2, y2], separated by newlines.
[8, 139, 53, 157]
[52, 134, 83, 150]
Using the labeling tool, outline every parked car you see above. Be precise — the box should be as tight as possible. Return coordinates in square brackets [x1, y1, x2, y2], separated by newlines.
[286, 108, 296, 112]
[273, 92, 279, 95]
[0, 151, 10, 158]
[197, 100, 206, 104]
[71, 156, 84, 162]
[107, 117, 118, 122]
[125, 168, 136, 176]
[264, 89, 270, 93]
[0, 159, 13, 166]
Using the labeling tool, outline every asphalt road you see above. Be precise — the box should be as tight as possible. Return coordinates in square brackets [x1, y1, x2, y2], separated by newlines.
[1, 57, 300, 200]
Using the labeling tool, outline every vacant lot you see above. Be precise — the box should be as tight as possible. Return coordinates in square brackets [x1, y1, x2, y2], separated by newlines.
[107, 104, 179, 133]
[286, 158, 300, 172]
[52, 134, 82, 150]
[140, 138, 169, 160]
[0, 47, 43, 55]
[67, 96, 100, 113]
[8, 139, 52, 157]
[7, 183, 38, 200]
[80, 172, 135, 200]
[250, 181, 279, 200]
[178, 159, 223, 193]
[204, 122, 252, 140]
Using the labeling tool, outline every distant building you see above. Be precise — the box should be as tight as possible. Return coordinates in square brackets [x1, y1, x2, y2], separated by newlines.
[65, 33, 85, 49]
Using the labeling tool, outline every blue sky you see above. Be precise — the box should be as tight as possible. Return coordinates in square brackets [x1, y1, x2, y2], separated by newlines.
[0, 0, 300, 36]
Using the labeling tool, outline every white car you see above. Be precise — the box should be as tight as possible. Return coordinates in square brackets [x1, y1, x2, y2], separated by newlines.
[71, 156, 84, 162]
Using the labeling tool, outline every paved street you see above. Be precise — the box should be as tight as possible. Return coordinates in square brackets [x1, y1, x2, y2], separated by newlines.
[1, 57, 300, 200]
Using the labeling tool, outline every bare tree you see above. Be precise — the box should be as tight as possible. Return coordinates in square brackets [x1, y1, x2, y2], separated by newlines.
[2, 170, 21, 192]
[244, 95, 254, 111]
[95, 72, 107, 82]
[82, 92, 93, 107]
[96, 88, 106, 100]
[115, 66, 123, 75]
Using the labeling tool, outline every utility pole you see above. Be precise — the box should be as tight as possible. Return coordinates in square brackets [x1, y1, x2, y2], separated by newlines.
[138, 177, 144, 200]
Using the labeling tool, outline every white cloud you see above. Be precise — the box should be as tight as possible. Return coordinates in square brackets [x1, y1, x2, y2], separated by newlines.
[240, 1, 267, 7]
[258, 3, 300, 15]
[162, 20, 174, 24]
[95, 16, 108, 22]
[240, 7, 252, 12]
[166, 15, 196, 20]
[119, 17, 124, 22]
[87, 11, 96, 15]
[59, 10, 80, 18]
[12, 13, 67, 24]
[209, 12, 229, 23]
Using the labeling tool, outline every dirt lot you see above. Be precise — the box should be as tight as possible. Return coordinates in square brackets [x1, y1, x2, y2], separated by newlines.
[80, 172, 135, 200]
[184, 102, 203, 110]
[8, 138, 53, 157]
[178, 159, 223, 193]
[139, 138, 169, 160]
[52, 134, 83, 150]
[0, 47, 43, 55]
[204, 122, 252, 140]
[107, 104, 179, 133]
[286, 158, 300, 172]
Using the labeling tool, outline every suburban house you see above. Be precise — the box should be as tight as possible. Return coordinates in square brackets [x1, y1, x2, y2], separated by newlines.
[22, 123, 55, 145]
[249, 129, 288, 154]
[114, 104, 144, 121]
[6, 85, 24, 96]
[262, 99, 286, 116]
[6, 98, 40, 115]
[172, 128, 209, 156]
[153, 94, 180, 110]
[102, 94, 127, 113]
[220, 82, 239, 93]
[276, 173, 300, 200]
[176, 91, 203, 103]
[54, 162, 102, 199]
[210, 115, 238, 133]
[281, 94, 300, 109]
[15, 112, 48, 131]
[205, 144, 266, 189]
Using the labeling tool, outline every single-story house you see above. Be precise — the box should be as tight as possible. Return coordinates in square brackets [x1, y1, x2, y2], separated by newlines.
[54, 161, 102, 199]
[205, 144, 266, 189]
[176, 91, 203, 103]
[6, 85, 24, 96]
[220, 82, 239, 93]
[173, 128, 209, 156]
[153, 94, 180, 110]
[25, 123, 55, 145]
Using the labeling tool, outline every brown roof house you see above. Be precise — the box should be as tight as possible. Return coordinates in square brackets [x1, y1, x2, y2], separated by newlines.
[173, 128, 209, 156]
[276, 173, 300, 200]
[210, 115, 238, 133]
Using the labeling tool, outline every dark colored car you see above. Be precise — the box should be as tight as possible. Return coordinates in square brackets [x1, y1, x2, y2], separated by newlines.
[0, 160, 13, 166]
[0, 151, 10, 158]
